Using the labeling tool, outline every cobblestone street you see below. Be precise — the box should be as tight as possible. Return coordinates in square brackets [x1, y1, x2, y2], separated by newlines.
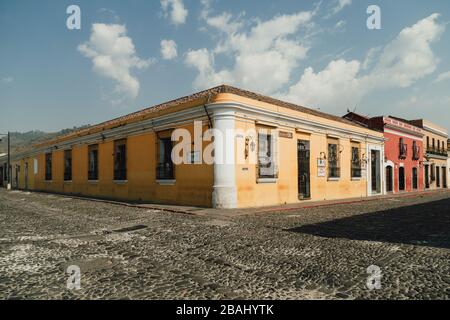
[0, 189, 449, 300]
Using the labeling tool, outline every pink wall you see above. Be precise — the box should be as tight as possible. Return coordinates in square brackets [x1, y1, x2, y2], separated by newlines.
[384, 131, 424, 192]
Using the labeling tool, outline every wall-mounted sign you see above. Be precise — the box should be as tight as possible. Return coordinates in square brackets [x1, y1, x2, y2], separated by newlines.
[317, 159, 326, 167]
[318, 167, 326, 177]
[279, 131, 293, 139]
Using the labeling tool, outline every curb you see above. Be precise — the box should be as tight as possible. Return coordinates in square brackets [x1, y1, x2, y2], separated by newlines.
[253, 190, 447, 215]
[4, 189, 195, 216]
[71, 197, 195, 215]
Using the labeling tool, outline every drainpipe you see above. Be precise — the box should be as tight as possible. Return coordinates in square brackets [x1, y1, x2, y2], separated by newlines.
[203, 93, 213, 129]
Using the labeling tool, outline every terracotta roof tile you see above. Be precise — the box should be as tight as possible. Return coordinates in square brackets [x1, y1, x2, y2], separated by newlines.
[31, 84, 369, 149]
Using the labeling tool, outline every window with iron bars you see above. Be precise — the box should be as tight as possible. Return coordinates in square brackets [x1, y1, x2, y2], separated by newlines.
[426, 146, 447, 156]
[88, 144, 99, 180]
[412, 141, 420, 160]
[399, 138, 407, 159]
[328, 143, 340, 178]
[114, 140, 127, 181]
[351, 146, 362, 178]
[45, 153, 52, 181]
[157, 137, 174, 180]
[3, 163, 7, 181]
[63, 149, 72, 181]
[257, 133, 277, 179]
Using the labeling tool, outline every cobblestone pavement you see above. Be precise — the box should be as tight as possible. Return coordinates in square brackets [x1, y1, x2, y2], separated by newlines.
[0, 189, 449, 300]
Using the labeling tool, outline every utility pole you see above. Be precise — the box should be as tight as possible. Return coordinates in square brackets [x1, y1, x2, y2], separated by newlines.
[7, 131, 11, 190]
[1, 131, 13, 190]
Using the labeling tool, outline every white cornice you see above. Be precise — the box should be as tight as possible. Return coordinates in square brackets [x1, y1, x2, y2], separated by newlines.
[384, 128, 424, 142]
[425, 153, 448, 161]
[5, 100, 385, 162]
[423, 125, 448, 137]
[207, 102, 385, 143]
[8, 107, 210, 161]
[384, 124, 423, 138]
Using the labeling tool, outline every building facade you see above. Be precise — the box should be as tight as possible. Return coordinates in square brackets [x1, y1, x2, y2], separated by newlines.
[1, 85, 387, 208]
[344, 113, 424, 193]
[409, 119, 448, 190]
[448, 139, 450, 189]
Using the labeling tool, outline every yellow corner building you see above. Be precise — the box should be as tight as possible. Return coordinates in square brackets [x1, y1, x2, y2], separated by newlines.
[1, 85, 387, 209]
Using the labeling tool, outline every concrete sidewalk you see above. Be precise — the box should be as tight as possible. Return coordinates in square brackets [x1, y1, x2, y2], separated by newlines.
[31, 188, 450, 218]
[198, 189, 450, 218]
[4, 188, 449, 218]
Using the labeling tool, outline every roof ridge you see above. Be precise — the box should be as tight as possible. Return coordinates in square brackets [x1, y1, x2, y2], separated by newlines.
[25, 84, 370, 151]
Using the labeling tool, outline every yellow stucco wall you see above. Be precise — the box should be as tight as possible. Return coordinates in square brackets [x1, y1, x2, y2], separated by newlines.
[23, 123, 213, 207]
[422, 127, 448, 190]
[234, 119, 371, 208]
[10, 91, 386, 208]
[211, 92, 383, 208]
[424, 131, 448, 152]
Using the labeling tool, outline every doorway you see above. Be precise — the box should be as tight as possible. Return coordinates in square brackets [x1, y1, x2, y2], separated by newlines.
[399, 167, 405, 191]
[370, 150, 381, 194]
[442, 167, 447, 188]
[297, 140, 311, 199]
[436, 166, 440, 187]
[14, 166, 19, 188]
[24, 162, 29, 190]
[386, 165, 393, 192]
[424, 165, 429, 189]
[412, 167, 418, 190]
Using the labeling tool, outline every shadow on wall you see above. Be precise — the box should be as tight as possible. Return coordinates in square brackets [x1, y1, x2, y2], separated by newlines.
[286, 198, 450, 249]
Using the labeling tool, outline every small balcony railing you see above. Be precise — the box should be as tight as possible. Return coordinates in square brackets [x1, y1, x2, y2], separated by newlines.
[412, 145, 420, 160]
[426, 147, 447, 157]
[399, 143, 408, 159]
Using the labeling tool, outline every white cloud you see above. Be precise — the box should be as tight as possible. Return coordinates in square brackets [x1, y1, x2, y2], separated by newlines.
[99, 8, 120, 22]
[335, 20, 346, 29]
[434, 71, 450, 83]
[279, 59, 363, 110]
[200, 0, 212, 20]
[160, 39, 178, 60]
[1, 77, 13, 83]
[205, 12, 243, 34]
[368, 13, 444, 89]
[392, 93, 450, 127]
[362, 46, 382, 70]
[161, 0, 188, 26]
[78, 23, 154, 101]
[336, 0, 352, 12]
[185, 48, 233, 89]
[186, 10, 313, 94]
[279, 14, 444, 112]
[326, 0, 352, 18]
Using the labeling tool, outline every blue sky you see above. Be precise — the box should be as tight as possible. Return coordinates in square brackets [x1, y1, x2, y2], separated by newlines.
[0, 0, 449, 132]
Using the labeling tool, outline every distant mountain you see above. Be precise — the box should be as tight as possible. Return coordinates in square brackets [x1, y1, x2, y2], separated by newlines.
[0, 126, 90, 154]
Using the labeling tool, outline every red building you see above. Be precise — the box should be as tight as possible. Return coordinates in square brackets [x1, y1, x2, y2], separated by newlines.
[344, 113, 424, 193]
